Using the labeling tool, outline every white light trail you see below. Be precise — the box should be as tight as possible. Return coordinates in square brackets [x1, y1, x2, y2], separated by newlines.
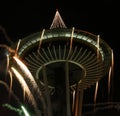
[97, 35, 100, 59]
[21, 105, 30, 116]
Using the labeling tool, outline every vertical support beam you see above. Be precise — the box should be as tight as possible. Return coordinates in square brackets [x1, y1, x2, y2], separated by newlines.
[65, 61, 71, 116]
[42, 65, 53, 116]
[78, 89, 84, 116]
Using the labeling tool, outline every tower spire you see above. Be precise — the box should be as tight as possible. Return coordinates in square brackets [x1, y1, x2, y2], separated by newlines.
[50, 10, 67, 29]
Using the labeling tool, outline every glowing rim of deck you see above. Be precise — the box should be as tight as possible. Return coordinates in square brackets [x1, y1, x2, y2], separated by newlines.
[18, 29, 104, 60]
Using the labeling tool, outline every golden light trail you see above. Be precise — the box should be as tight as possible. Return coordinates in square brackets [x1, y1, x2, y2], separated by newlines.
[11, 67, 41, 116]
[107, 49, 114, 101]
[13, 56, 47, 114]
[108, 66, 112, 97]
[0, 44, 15, 53]
[72, 90, 75, 112]
[15, 39, 21, 55]
[111, 49, 114, 76]
[8, 70, 13, 100]
[74, 84, 79, 116]
[94, 81, 99, 104]
[13, 56, 40, 93]
[11, 67, 29, 100]
[93, 81, 99, 114]
[6, 54, 9, 70]
[38, 29, 45, 50]
[70, 27, 75, 51]
[13, 56, 44, 97]
[110, 49, 114, 99]
[67, 27, 75, 59]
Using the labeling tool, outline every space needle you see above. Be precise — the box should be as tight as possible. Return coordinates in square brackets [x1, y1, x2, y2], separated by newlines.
[9, 10, 113, 116]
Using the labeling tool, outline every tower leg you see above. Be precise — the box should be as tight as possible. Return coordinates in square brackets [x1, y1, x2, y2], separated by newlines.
[65, 61, 71, 116]
[79, 89, 84, 116]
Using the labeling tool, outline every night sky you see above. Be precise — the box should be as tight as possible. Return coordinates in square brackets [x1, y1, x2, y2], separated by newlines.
[0, 0, 119, 115]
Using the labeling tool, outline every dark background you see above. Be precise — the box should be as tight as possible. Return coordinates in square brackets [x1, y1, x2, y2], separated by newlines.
[0, 0, 119, 115]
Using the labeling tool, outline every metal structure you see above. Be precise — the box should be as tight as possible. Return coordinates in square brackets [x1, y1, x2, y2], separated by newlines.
[10, 10, 112, 116]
